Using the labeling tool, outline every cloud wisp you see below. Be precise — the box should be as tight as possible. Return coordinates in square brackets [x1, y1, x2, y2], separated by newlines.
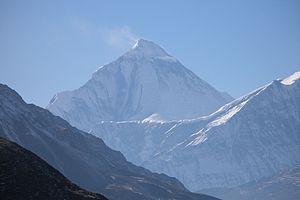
[103, 26, 139, 51]
[71, 16, 138, 52]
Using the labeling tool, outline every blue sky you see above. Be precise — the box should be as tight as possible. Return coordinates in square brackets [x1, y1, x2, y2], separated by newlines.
[1, 0, 299, 107]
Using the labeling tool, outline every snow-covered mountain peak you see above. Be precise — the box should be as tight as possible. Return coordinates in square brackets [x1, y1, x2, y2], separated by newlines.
[47, 40, 233, 131]
[204, 72, 300, 128]
[125, 39, 170, 58]
[281, 71, 300, 85]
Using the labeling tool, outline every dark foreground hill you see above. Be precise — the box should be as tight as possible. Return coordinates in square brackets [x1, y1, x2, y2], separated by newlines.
[0, 137, 108, 200]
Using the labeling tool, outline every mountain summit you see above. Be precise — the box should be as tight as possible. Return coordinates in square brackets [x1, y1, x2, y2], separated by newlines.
[47, 39, 232, 131]
[127, 39, 170, 58]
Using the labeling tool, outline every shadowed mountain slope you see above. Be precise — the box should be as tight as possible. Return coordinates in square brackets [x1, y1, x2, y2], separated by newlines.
[0, 84, 219, 200]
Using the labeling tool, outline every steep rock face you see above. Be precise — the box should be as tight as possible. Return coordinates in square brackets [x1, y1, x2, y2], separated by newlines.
[47, 39, 232, 131]
[0, 84, 219, 200]
[91, 72, 300, 191]
[0, 137, 108, 200]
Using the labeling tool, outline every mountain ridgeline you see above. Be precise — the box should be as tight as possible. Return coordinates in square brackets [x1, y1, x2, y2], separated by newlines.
[0, 84, 219, 200]
[90, 72, 300, 199]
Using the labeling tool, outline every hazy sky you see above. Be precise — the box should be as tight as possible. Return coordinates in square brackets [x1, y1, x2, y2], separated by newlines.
[1, 0, 299, 107]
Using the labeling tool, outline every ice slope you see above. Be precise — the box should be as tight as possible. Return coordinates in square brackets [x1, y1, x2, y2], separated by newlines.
[47, 39, 232, 131]
[91, 72, 300, 191]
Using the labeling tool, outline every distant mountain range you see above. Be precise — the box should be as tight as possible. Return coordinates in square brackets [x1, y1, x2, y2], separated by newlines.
[91, 72, 300, 194]
[46, 39, 300, 200]
[0, 137, 108, 200]
[47, 39, 232, 132]
[2, 38, 299, 200]
[0, 83, 218, 200]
